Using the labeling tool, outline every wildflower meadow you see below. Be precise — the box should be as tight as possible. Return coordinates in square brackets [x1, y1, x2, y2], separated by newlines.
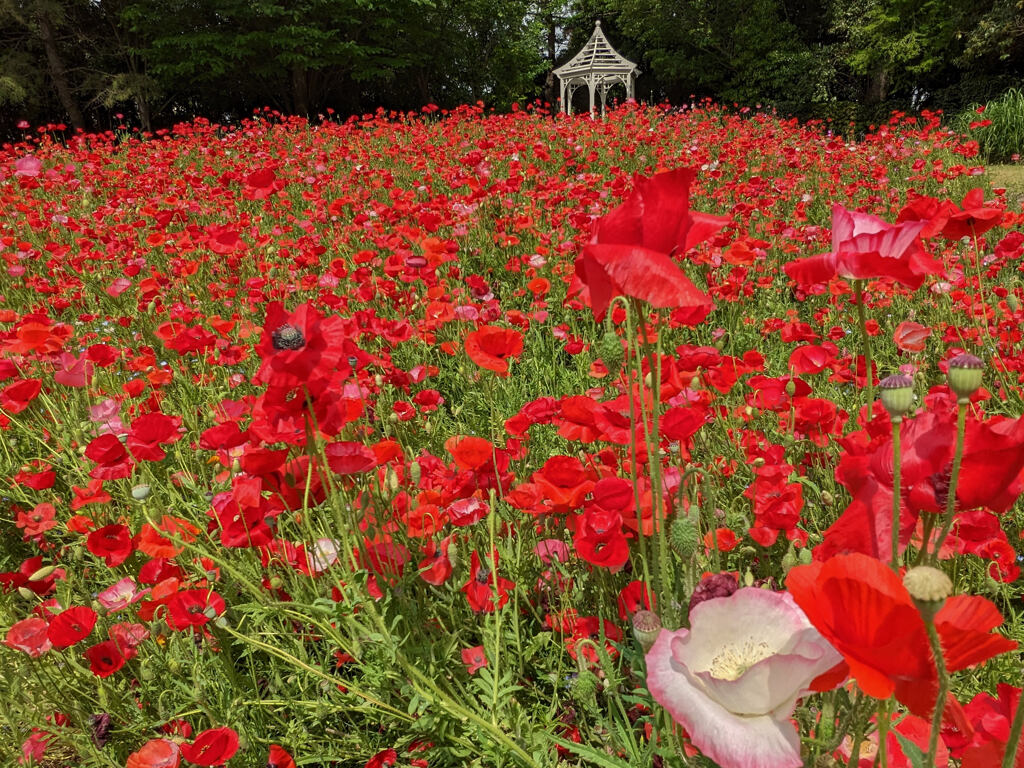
[1, 102, 1023, 768]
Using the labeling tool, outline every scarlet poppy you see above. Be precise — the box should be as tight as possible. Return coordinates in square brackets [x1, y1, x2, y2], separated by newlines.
[268, 745, 297, 768]
[255, 302, 348, 389]
[893, 321, 931, 353]
[464, 325, 523, 376]
[4, 617, 52, 657]
[165, 590, 226, 632]
[47, 606, 97, 649]
[127, 411, 182, 461]
[84, 640, 126, 678]
[787, 553, 1016, 717]
[126, 739, 180, 768]
[573, 507, 629, 570]
[940, 188, 1003, 240]
[461, 645, 488, 674]
[180, 727, 239, 766]
[364, 748, 398, 768]
[462, 550, 514, 613]
[86, 524, 134, 567]
[784, 205, 941, 289]
[84, 434, 134, 480]
[574, 168, 728, 322]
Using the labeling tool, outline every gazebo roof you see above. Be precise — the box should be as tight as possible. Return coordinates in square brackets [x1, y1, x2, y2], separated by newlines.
[553, 21, 639, 79]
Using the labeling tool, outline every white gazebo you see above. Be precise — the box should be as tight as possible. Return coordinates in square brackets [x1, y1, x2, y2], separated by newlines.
[554, 21, 639, 118]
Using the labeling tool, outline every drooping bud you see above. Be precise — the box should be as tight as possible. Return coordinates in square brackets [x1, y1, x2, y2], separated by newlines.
[631, 610, 662, 653]
[669, 515, 700, 559]
[271, 324, 305, 351]
[878, 374, 915, 420]
[571, 669, 600, 704]
[131, 484, 151, 501]
[596, 329, 624, 377]
[946, 353, 984, 401]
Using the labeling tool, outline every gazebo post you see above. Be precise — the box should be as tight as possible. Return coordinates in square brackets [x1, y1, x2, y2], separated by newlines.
[553, 21, 640, 120]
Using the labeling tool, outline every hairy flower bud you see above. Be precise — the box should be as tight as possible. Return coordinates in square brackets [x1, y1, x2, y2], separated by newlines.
[669, 515, 700, 559]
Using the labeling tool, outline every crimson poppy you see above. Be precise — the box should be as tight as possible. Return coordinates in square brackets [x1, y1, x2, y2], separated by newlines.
[255, 302, 348, 389]
[180, 727, 239, 766]
[573, 507, 629, 570]
[86, 524, 135, 567]
[268, 745, 297, 768]
[787, 553, 1016, 717]
[364, 748, 398, 768]
[464, 325, 523, 376]
[127, 412, 182, 461]
[461, 645, 488, 674]
[5, 617, 52, 657]
[575, 168, 728, 321]
[165, 590, 226, 632]
[462, 550, 514, 613]
[785, 205, 941, 289]
[940, 188, 1003, 240]
[84, 640, 126, 678]
[126, 739, 180, 768]
[84, 434, 134, 480]
[47, 606, 97, 649]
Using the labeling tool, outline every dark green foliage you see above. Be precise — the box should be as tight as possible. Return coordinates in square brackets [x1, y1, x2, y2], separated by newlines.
[2, 0, 1024, 135]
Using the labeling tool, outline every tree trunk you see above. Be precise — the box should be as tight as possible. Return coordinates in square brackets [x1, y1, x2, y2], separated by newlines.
[137, 94, 152, 133]
[543, 13, 557, 107]
[36, 8, 85, 131]
[292, 64, 310, 116]
[865, 68, 888, 104]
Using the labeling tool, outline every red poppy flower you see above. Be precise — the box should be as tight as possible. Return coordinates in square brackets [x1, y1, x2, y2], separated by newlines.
[364, 748, 398, 768]
[818, 407, 1024, 561]
[84, 433, 134, 480]
[180, 727, 239, 766]
[255, 302, 347, 389]
[126, 739, 180, 768]
[267, 745, 297, 768]
[0, 377, 41, 413]
[573, 507, 629, 570]
[86, 524, 135, 567]
[461, 645, 488, 674]
[462, 550, 514, 613]
[787, 553, 1016, 717]
[417, 536, 453, 585]
[5, 617, 52, 657]
[47, 606, 97, 649]
[84, 640, 126, 678]
[165, 590, 226, 632]
[785, 205, 941, 289]
[940, 188, 1003, 240]
[893, 321, 931, 353]
[575, 168, 728, 322]
[464, 326, 523, 376]
[127, 411, 182, 461]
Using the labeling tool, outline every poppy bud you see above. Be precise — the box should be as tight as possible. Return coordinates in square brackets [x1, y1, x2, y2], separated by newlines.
[409, 460, 422, 486]
[784, 380, 796, 397]
[946, 353, 984, 401]
[878, 374, 915, 420]
[596, 329, 624, 377]
[27, 564, 57, 582]
[631, 610, 662, 652]
[571, 670, 600, 704]
[131, 484, 151, 501]
[903, 565, 952, 620]
[1008, 294, 1020, 313]
[669, 515, 700, 558]
[820, 490, 834, 507]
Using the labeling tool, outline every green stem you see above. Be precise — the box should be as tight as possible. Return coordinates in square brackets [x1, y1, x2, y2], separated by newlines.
[854, 279, 874, 423]
[891, 417, 902, 571]
[1001, 685, 1024, 768]
[878, 698, 890, 768]
[931, 400, 968, 563]
[924, 618, 950, 767]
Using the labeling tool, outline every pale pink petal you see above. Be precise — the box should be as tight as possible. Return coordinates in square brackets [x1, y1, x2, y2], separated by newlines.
[648, 629, 803, 768]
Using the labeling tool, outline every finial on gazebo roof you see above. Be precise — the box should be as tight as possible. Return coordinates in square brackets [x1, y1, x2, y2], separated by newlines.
[554, 20, 639, 118]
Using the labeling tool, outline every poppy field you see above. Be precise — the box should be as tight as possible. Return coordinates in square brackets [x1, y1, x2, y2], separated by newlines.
[2, 102, 1024, 768]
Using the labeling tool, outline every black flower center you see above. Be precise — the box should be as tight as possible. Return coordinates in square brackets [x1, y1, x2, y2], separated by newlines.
[271, 324, 305, 351]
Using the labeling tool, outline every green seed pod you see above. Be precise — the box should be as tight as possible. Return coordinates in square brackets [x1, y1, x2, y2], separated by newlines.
[596, 330, 624, 377]
[669, 515, 700, 559]
[946, 353, 984, 401]
[631, 610, 662, 653]
[878, 374, 915, 420]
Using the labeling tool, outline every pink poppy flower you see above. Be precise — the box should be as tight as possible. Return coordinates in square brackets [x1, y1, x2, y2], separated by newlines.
[646, 588, 841, 768]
